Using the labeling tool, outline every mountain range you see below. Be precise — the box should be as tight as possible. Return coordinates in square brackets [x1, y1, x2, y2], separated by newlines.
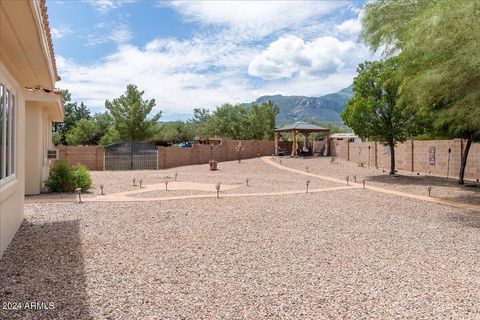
[254, 85, 353, 125]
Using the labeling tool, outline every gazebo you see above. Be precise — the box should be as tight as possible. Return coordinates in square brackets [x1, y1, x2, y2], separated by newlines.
[274, 121, 331, 157]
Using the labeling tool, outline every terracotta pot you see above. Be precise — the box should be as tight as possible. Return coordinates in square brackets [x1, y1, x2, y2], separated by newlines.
[209, 160, 218, 171]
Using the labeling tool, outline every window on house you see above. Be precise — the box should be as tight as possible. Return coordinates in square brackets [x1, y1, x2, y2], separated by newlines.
[0, 83, 16, 181]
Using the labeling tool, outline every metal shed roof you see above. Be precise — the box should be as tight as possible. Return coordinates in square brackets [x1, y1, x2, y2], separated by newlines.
[275, 121, 330, 132]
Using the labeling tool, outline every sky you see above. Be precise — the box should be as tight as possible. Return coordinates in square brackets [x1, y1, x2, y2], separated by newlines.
[48, 0, 377, 121]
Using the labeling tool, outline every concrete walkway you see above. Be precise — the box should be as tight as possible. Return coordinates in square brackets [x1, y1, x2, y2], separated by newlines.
[261, 156, 480, 213]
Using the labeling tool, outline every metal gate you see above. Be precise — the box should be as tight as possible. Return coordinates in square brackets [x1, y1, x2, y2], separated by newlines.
[105, 142, 157, 170]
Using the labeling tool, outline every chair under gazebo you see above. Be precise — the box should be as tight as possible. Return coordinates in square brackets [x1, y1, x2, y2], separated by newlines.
[274, 121, 331, 157]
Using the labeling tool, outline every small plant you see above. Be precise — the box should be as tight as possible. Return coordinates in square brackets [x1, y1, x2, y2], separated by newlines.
[72, 164, 92, 191]
[45, 161, 75, 192]
[45, 161, 92, 192]
[358, 161, 365, 167]
[330, 157, 336, 164]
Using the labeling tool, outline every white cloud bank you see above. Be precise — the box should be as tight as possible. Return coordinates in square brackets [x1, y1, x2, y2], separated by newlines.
[248, 36, 356, 80]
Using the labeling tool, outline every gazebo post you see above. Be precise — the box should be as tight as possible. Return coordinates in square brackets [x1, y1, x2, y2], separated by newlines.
[274, 132, 279, 155]
[325, 130, 330, 156]
[291, 130, 297, 157]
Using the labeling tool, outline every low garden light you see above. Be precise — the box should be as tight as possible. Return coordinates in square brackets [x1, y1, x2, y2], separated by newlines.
[306, 180, 310, 193]
[100, 184, 104, 195]
[353, 174, 357, 183]
[427, 185, 432, 197]
[306, 166, 309, 172]
[215, 182, 221, 198]
[133, 178, 136, 186]
[164, 178, 170, 191]
[346, 176, 350, 185]
[362, 179, 365, 189]
[139, 179, 143, 189]
[76, 188, 82, 203]
[175, 173, 178, 181]
[246, 178, 250, 187]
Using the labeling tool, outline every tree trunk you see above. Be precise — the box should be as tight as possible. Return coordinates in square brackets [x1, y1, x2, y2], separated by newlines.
[389, 141, 395, 175]
[458, 136, 473, 185]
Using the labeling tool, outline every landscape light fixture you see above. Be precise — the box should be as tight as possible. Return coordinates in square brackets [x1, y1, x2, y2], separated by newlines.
[427, 185, 432, 197]
[175, 173, 178, 181]
[306, 180, 310, 193]
[346, 176, 350, 185]
[133, 178, 136, 186]
[353, 174, 357, 183]
[139, 179, 143, 189]
[76, 188, 82, 203]
[164, 178, 169, 191]
[362, 179, 365, 189]
[306, 166, 309, 172]
[246, 178, 250, 187]
[100, 184, 104, 195]
[215, 183, 221, 198]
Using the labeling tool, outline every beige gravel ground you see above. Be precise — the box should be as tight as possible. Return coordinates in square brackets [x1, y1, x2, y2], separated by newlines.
[3, 158, 480, 319]
[274, 156, 480, 206]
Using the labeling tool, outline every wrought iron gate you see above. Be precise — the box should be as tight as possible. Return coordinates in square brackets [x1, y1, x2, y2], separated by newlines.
[105, 142, 157, 170]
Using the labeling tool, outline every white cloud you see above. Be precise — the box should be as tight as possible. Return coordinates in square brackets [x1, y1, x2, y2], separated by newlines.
[51, 26, 73, 39]
[248, 36, 356, 80]
[168, 1, 348, 39]
[84, 0, 137, 12]
[86, 23, 132, 46]
[335, 10, 363, 36]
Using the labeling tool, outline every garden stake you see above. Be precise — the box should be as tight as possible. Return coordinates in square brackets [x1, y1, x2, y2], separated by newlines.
[216, 183, 221, 198]
[76, 188, 82, 203]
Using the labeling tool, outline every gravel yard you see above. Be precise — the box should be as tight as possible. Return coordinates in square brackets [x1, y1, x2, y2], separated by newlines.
[274, 156, 480, 206]
[3, 158, 480, 319]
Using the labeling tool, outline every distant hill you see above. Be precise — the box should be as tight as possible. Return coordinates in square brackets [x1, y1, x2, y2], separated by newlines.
[253, 85, 353, 125]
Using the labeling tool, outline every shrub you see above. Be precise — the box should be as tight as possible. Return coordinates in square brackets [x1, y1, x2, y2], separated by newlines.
[329, 157, 336, 164]
[358, 161, 365, 167]
[45, 161, 92, 192]
[45, 161, 75, 192]
[71, 164, 92, 191]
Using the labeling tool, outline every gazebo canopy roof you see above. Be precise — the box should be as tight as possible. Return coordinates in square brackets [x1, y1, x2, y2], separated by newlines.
[275, 121, 330, 132]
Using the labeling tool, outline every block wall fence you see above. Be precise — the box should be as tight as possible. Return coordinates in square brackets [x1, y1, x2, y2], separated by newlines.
[330, 139, 480, 180]
[58, 138, 479, 180]
[58, 139, 275, 171]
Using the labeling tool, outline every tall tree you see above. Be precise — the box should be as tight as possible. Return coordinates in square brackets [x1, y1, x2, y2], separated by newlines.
[362, 0, 480, 184]
[56, 90, 91, 144]
[105, 84, 161, 141]
[341, 58, 422, 175]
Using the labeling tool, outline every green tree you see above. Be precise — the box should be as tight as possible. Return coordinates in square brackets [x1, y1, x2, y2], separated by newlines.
[341, 59, 422, 175]
[99, 127, 121, 145]
[56, 90, 91, 144]
[362, 0, 480, 184]
[105, 84, 161, 141]
[248, 101, 279, 140]
[65, 119, 99, 145]
[155, 121, 195, 143]
[204, 103, 251, 139]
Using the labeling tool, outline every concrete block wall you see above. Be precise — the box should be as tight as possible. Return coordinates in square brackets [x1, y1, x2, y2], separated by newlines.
[58, 145, 105, 171]
[333, 139, 479, 180]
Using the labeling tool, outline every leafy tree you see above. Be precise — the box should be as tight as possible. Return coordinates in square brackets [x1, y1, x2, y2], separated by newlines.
[362, 0, 480, 184]
[155, 121, 195, 143]
[204, 103, 251, 139]
[248, 101, 279, 140]
[192, 108, 211, 124]
[341, 58, 423, 175]
[65, 119, 99, 145]
[99, 127, 121, 145]
[105, 84, 161, 141]
[55, 90, 91, 144]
